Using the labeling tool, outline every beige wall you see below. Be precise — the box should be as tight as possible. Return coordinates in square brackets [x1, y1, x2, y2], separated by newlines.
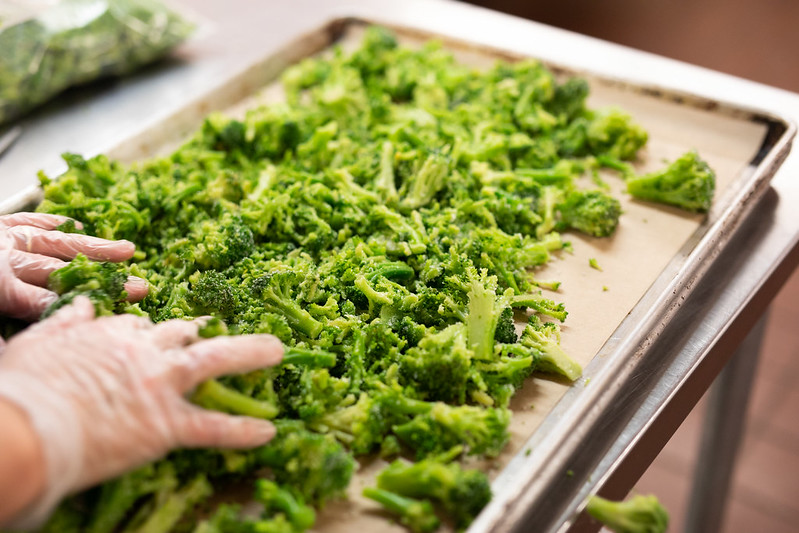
[462, 0, 799, 93]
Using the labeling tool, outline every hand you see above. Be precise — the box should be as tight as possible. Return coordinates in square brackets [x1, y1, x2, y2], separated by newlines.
[0, 297, 283, 529]
[0, 212, 148, 321]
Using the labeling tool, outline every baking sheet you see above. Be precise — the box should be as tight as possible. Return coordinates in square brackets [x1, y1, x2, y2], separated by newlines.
[5, 17, 791, 533]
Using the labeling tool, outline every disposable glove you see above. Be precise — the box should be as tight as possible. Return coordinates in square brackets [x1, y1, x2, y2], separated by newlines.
[0, 212, 148, 321]
[0, 297, 284, 529]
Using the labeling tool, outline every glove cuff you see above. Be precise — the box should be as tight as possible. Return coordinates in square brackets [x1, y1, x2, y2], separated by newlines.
[0, 372, 83, 530]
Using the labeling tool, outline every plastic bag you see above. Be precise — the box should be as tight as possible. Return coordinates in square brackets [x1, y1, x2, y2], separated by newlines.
[0, 0, 194, 125]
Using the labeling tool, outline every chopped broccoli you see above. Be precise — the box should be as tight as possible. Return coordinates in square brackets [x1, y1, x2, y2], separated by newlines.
[363, 487, 440, 533]
[28, 25, 710, 533]
[392, 402, 511, 458]
[44, 253, 130, 318]
[376, 456, 492, 529]
[520, 316, 582, 381]
[586, 494, 669, 533]
[250, 268, 324, 339]
[626, 151, 715, 212]
[556, 189, 621, 237]
[252, 422, 355, 505]
[254, 480, 315, 532]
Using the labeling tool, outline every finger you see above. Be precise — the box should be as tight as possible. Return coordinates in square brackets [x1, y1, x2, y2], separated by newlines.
[173, 335, 284, 392]
[7, 249, 67, 287]
[0, 213, 83, 231]
[9, 226, 135, 262]
[123, 276, 149, 302]
[0, 278, 58, 321]
[172, 403, 276, 449]
[152, 319, 201, 349]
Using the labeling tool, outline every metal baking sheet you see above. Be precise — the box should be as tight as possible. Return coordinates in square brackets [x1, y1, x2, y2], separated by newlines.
[2, 14, 794, 533]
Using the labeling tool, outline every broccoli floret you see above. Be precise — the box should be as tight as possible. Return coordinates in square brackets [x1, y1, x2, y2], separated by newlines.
[392, 402, 511, 459]
[475, 350, 536, 406]
[511, 292, 568, 322]
[494, 307, 518, 344]
[252, 422, 355, 505]
[254, 480, 315, 532]
[250, 269, 323, 338]
[189, 213, 255, 271]
[586, 494, 669, 533]
[398, 324, 473, 404]
[363, 488, 440, 533]
[44, 253, 130, 318]
[188, 270, 239, 319]
[400, 152, 450, 209]
[586, 108, 648, 160]
[462, 267, 508, 362]
[307, 393, 391, 454]
[520, 315, 582, 381]
[376, 456, 492, 529]
[626, 151, 715, 212]
[556, 189, 622, 237]
[85, 463, 177, 533]
[122, 475, 212, 533]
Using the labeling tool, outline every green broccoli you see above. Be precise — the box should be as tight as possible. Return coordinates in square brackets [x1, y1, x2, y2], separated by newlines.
[254, 480, 316, 532]
[586, 494, 669, 533]
[363, 488, 440, 533]
[250, 269, 324, 338]
[626, 151, 715, 212]
[398, 324, 473, 404]
[252, 421, 356, 505]
[44, 253, 130, 318]
[122, 475, 212, 533]
[376, 456, 492, 529]
[520, 316, 582, 381]
[392, 402, 511, 458]
[556, 189, 622, 237]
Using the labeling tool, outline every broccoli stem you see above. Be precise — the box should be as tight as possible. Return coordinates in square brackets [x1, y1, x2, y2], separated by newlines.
[363, 487, 440, 533]
[510, 293, 568, 322]
[282, 347, 337, 368]
[255, 480, 316, 531]
[192, 380, 279, 419]
[268, 301, 323, 339]
[126, 476, 212, 533]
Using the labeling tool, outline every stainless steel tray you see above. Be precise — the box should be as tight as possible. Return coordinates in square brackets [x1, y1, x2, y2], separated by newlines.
[1, 11, 795, 533]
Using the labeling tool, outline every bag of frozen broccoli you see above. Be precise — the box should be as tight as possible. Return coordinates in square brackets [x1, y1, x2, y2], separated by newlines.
[0, 0, 194, 125]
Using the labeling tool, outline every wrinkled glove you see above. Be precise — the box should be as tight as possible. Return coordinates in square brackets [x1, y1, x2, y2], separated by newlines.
[0, 297, 283, 529]
[0, 212, 148, 321]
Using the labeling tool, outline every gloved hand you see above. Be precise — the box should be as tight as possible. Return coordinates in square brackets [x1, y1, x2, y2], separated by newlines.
[0, 212, 148, 321]
[0, 297, 283, 529]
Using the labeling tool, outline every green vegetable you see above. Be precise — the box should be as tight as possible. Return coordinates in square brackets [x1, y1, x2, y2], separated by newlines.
[586, 494, 669, 533]
[25, 25, 711, 533]
[44, 252, 131, 318]
[0, 0, 193, 125]
[363, 487, 440, 533]
[375, 451, 492, 530]
[626, 151, 716, 212]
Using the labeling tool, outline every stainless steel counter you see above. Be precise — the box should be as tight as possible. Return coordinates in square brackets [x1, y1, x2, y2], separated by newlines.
[1, 1, 797, 532]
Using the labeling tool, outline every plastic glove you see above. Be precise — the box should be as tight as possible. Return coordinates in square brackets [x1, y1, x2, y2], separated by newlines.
[0, 212, 148, 321]
[0, 297, 283, 529]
